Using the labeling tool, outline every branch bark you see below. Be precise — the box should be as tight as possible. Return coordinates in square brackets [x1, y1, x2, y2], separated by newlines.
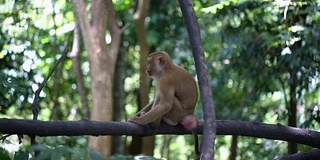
[1, 119, 320, 149]
[69, 19, 90, 118]
[177, 0, 216, 159]
[277, 149, 320, 160]
[71, 0, 122, 157]
[133, 0, 153, 156]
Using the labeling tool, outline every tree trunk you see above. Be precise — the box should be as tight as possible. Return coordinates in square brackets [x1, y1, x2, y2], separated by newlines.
[229, 135, 238, 160]
[112, 43, 126, 154]
[288, 80, 298, 154]
[133, 0, 154, 156]
[129, 89, 143, 155]
[69, 20, 90, 118]
[72, 0, 122, 157]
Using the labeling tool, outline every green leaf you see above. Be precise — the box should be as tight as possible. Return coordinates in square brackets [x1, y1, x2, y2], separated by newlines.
[14, 150, 29, 160]
[0, 147, 11, 160]
[88, 149, 106, 160]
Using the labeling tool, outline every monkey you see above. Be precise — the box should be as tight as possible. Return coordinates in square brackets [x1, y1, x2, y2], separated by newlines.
[128, 51, 200, 158]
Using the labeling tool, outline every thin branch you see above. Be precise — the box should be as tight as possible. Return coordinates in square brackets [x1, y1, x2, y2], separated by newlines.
[106, 0, 121, 50]
[29, 31, 71, 157]
[69, 20, 90, 118]
[177, 0, 216, 159]
[71, 0, 94, 49]
[31, 35, 71, 120]
[120, 23, 130, 33]
[134, 0, 149, 21]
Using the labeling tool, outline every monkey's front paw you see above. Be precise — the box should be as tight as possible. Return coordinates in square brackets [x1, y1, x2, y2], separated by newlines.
[133, 111, 146, 117]
[128, 116, 148, 125]
[128, 116, 140, 123]
[128, 119, 140, 125]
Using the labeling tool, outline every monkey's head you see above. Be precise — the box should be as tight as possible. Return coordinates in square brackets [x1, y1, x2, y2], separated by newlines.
[146, 51, 172, 78]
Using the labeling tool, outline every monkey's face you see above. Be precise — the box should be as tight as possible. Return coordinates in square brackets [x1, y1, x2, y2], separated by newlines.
[146, 57, 156, 77]
[146, 56, 163, 78]
[146, 65, 153, 76]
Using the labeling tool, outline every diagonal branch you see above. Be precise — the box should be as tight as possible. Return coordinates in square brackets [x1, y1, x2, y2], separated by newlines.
[106, 0, 121, 52]
[31, 40, 70, 121]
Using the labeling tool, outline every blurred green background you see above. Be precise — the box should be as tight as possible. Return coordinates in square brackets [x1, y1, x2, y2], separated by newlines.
[0, 0, 319, 159]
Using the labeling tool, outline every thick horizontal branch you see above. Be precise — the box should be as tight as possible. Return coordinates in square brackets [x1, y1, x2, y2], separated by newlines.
[0, 118, 320, 149]
[277, 149, 320, 160]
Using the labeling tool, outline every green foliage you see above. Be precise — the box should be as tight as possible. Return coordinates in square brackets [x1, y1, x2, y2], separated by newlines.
[198, 0, 319, 158]
[0, 147, 11, 160]
[0, 0, 319, 159]
[11, 144, 101, 160]
[14, 150, 29, 160]
[147, 0, 187, 52]
[10, 144, 160, 160]
[112, 155, 160, 160]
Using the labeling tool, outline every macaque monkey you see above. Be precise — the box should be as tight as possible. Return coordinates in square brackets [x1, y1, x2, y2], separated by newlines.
[128, 51, 200, 157]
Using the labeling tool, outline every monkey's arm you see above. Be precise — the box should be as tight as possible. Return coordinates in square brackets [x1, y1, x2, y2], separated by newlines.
[129, 103, 172, 125]
[129, 83, 175, 125]
[133, 101, 153, 117]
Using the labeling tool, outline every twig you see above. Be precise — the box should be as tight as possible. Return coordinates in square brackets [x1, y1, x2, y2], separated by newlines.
[31, 35, 71, 120]
[30, 32, 72, 156]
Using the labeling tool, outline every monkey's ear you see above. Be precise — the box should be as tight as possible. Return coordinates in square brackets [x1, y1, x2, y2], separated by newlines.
[157, 56, 166, 66]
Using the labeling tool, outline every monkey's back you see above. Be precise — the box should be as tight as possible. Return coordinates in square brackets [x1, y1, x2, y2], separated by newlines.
[173, 64, 198, 111]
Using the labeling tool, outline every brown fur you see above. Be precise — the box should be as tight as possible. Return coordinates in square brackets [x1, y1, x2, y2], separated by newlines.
[128, 51, 200, 158]
[129, 51, 198, 129]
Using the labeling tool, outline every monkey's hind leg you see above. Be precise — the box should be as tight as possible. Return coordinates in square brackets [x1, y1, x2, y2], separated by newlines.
[150, 118, 162, 128]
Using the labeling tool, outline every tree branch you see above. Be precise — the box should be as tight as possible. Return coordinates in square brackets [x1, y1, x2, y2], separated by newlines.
[177, 0, 216, 159]
[277, 149, 320, 160]
[106, 0, 121, 53]
[68, 21, 90, 118]
[92, 0, 107, 44]
[1, 119, 320, 149]
[71, 0, 93, 46]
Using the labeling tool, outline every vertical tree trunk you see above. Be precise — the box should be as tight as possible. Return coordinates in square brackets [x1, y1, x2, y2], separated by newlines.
[112, 43, 126, 154]
[129, 89, 143, 155]
[161, 135, 172, 159]
[133, 0, 154, 156]
[69, 21, 90, 118]
[229, 135, 238, 160]
[72, 0, 122, 157]
[288, 81, 297, 154]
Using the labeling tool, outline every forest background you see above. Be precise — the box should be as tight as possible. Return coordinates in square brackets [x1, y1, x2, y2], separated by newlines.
[0, 0, 319, 160]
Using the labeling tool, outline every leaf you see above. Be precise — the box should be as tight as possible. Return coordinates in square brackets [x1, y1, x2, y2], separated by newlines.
[27, 144, 48, 152]
[88, 149, 106, 160]
[0, 147, 11, 160]
[13, 150, 29, 160]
